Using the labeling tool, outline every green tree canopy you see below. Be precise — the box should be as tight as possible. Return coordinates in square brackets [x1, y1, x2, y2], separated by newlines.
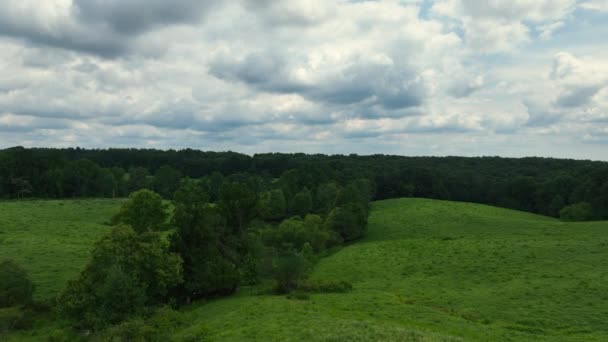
[559, 202, 594, 222]
[290, 187, 313, 217]
[258, 189, 287, 221]
[153, 165, 182, 199]
[112, 189, 168, 233]
[171, 184, 240, 300]
[58, 226, 182, 329]
[219, 181, 257, 232]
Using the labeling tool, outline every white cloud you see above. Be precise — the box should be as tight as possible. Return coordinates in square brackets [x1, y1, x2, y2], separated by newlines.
[431, 0, 577, 52]
[580, 0, 608, 12]
[0, 0, 607, 158]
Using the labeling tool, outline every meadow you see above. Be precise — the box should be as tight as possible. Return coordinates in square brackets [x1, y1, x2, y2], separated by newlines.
[0, 199, 123, 300]
[3, 198, 608, 341]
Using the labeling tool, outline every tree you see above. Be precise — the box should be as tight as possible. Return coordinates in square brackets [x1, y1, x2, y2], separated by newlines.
[174, 178, 208, 207]
[171, 185, 240, 300]
[11, 178, 32, 200]
[127, 167, 150, 193]
[112, 189, 168, 233]
[315, 182, 339, 214]
[267, 215, 330, 252]
[258, 189, 286, 221]
[110, 167, 127, 198]
[95, 266, 147, 325]
[0, 260, 34, 308]
[324, 202, 368, 242]
[58, 226, 182, 329]
[560, 202, 594, 221]
[272, 250, 308, 293]
[205, 171, 224, 202]
[290, 187, 313, 217]
[219, 181, 258, 232]
[153, 165, 182, 199]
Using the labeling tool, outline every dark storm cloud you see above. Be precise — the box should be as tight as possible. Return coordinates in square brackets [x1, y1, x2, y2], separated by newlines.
[555, 85, 603, 108]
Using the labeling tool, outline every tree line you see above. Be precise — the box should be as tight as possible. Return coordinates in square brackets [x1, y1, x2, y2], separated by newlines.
[2, 146, 608, 220]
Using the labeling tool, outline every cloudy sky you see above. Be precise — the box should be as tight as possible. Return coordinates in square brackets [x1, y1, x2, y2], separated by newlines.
[1, 0, 607, 159]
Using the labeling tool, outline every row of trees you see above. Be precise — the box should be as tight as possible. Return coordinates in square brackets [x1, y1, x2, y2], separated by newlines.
[2, 147, 608, 220]
[56, 165, 372, 329]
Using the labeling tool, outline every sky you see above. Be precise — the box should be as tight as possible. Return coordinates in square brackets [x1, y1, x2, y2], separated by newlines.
[0, 0, 607, 160]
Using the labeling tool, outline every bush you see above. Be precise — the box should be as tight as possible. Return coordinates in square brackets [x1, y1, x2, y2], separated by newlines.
[178, 325, 211, 342]
[298, 280, 353, 294]
[0, 259, 34, 308]
[273, 251, 308, 294]
[47, 328, 80, 342]
[98, 307, 185, 342]
[101, 318, 151, 342]
[560, 202, 594, 221]
[286, 292, 310, 301]
[0, 307, 32, 332]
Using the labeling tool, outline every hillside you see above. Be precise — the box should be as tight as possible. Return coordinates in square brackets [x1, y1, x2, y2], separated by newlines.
[3, 198, 608, 341]
[171, 198, 608, 341]
[0, 199, 122, 300]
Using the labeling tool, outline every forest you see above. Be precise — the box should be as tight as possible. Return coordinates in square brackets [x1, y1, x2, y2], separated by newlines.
[1, 146, 608, 220]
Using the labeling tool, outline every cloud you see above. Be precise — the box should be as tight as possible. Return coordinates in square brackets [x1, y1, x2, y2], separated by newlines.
[550, 52, 608, 109]
[73, 0, 213, 35]
[431, 0, 577, 52]
[1, 0, 608, 160]
[555, 85, 602, 108]
[448, 75, 484, 98]
[524, 100, 563, 127]
[0, 0, 213, 57]
[580, 0, 608, 12]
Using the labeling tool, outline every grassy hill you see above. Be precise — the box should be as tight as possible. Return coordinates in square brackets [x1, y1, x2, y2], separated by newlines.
[3, 198, 608, 340]
[168, 199, 608, 341]
[0, 199, 123, 300]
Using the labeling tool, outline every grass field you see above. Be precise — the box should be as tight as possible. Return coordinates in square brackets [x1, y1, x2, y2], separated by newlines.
[171, 198, 608, 341]
[0, 199, 123, 300]
[3, 198, 608, 341]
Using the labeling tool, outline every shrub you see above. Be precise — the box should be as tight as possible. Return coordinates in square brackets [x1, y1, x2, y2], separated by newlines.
[179, 325, 211, 342]
[47, 328, 79, 342]
[273, 251, 308, 294]
[0, 307, 32, 332]
[98, 307, 185, 342]
[286, 292, 310, 301]
[298, 280, 353, 294]
[560, 202, 594, 221]
[101, 318, 151, 342]
[0, 259, 34, 308]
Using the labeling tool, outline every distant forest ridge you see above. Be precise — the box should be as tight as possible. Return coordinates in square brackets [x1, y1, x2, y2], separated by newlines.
[1, 146, 608, 219]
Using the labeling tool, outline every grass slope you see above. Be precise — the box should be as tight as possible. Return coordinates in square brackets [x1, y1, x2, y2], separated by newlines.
[0, 199, 123, 300]
[174, 198, 608, 341]
[3, 198, 608, 341]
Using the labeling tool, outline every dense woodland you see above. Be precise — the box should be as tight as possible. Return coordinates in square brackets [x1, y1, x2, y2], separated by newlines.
[1, 146, 608, 220]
